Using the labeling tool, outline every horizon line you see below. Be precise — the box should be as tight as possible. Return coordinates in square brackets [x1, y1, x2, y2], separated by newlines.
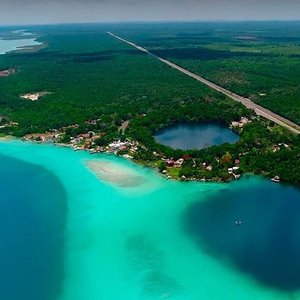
[1, 18, 300, 28]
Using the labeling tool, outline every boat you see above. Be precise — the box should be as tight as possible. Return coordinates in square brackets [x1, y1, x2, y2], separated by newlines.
[271, 176, 280, 183]
[235, 220, 242, 227]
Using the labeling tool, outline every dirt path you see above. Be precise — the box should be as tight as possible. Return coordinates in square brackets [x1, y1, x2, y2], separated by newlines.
[119, 120, 130, 135]
[107, 32, 300, 135]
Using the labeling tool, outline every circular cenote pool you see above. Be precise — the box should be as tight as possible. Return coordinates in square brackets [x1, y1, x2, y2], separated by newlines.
[154, 122, 239, 150]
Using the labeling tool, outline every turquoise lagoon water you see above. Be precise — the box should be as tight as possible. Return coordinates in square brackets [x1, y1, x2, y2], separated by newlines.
[0, 33, 41, 55]
[0, 141, 300, 300]
[154, 123, 239, 150]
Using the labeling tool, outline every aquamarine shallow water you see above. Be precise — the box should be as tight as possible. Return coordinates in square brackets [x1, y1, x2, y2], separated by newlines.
[0, 140, 300, 300]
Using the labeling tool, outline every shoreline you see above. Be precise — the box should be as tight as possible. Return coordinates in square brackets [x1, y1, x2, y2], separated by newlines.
[0, 136, 295, 187]
[0, 135, 16, 141]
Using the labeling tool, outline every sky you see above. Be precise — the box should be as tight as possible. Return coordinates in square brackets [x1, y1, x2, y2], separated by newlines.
[0, 0, 300, 25]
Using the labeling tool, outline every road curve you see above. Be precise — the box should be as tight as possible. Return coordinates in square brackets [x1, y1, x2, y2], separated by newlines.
[107, 32, 300, 134]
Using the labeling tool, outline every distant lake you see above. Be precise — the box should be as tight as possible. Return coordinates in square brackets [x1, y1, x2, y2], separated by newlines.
[154, 122, 239, 150]
[0, 31, 41, 55]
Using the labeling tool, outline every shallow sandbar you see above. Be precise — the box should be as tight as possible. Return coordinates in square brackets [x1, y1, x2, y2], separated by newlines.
[86, 159, 146, 188]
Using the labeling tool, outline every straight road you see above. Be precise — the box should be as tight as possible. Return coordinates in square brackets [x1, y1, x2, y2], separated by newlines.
[107, 32, 300, 134]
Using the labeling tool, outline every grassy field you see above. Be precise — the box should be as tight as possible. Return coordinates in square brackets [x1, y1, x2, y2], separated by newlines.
[112, 22, 300, 125]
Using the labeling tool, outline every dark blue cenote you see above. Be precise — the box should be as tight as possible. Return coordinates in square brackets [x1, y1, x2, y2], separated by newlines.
[0, 154, 67, 300]
[184, 177, 300, 291]
[154, 122, 239, 150]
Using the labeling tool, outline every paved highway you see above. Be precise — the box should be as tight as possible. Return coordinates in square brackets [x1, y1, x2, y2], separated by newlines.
[107, 32, 300, 134]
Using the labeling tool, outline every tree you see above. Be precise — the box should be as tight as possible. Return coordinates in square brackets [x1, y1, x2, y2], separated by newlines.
[158, 161, 166, 172]
[221, 151, 232, 165]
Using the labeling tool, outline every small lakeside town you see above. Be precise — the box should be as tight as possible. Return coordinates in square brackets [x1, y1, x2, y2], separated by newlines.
[22, 132, 241, 182]
[18, 115, 284, 183]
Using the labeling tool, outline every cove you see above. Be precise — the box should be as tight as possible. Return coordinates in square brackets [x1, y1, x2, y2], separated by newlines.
[0, 153, 67, 300]
[154, 122, 239, 150]
[184, 176, 300, 291]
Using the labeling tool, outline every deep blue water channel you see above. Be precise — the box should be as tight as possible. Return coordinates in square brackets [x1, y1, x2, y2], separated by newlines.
[184, 177, 300, 291]
[0, 154, 67, 300]
[154, 122, 239, 150]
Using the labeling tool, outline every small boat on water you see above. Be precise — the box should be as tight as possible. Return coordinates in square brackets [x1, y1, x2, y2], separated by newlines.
[271, 175, 280, 183]
[235, 220, 242, 227]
